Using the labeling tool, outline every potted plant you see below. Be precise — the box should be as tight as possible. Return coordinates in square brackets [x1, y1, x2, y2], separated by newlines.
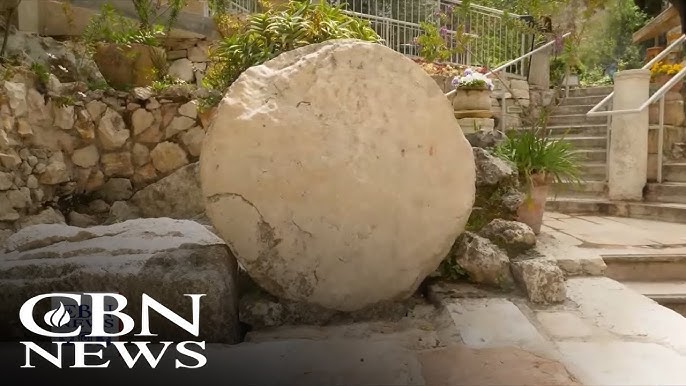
[493, 128, 581, 234]
[82, 1, 186, 89]
[650, 61, 684, 92]
[450, 67, 494, 117]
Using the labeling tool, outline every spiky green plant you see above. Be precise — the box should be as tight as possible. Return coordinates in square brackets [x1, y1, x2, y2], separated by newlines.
[493, 128, 582, 190]
[203, 0, 381, 93]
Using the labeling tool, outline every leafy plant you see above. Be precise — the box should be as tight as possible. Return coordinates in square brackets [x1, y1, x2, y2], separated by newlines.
[132, 0, 187, 34]
[203, 0, 381, 93]
[493, 129, 582, 190]
[30, 62, 50, 86]
[151, 75, 187, 92]
[82, 3, 166, 47]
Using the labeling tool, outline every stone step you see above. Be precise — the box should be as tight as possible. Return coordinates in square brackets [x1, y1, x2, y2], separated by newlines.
[664, 162, 686, 183]
[579, 163, 607, 179]
[559, 95, 607, 106]
[561, 136, 607, 149]
[545, 124, 608, 137]
[646, 183, 686, 204]
[547, 114, 607, 126]
[563, 86, 614, 98]
[550, 180, 606, 198]
[604, 255, 686, 282]
[623, 281, 686, 317]
[553, 104, 597, 115]
[573, 149, 607, 162]
[546, 197, 686, 224]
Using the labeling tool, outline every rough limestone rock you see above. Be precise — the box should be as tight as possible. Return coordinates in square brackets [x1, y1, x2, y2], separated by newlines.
[479, 219, 536, 257]
[510, 258, 566, 304]
[130, 162, 204, 219]
[14, 208, 65, 229]
[201, 40, 475, 311]
[0, 219, 240, 343]
[451, 232, 514, 289]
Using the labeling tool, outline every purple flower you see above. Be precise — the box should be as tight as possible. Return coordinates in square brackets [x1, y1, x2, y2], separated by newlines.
[439, 26, 448, 38]
[463, 68, 473, 76]
[451, 76, 460, 87]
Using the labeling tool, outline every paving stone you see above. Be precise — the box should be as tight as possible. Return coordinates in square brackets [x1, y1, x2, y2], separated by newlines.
[536, 311, 594, 339]
[557, 341, 686, 386]
[566, 277, 686, 354]
[442, 298, 551, 354]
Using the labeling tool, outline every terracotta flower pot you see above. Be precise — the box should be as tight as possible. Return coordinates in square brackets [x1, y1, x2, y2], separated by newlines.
[452, 87, 491, 111]
[93, 43, 166, 90]
[516, 172, 552, 235]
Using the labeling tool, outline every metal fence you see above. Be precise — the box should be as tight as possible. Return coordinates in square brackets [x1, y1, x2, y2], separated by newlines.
[328, 0, 535, 76]
[216, 0, 536, 75]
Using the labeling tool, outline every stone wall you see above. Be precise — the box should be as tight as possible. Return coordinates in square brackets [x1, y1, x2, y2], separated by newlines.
[0, 73, 211, 230]
[164, 38, 211, 87]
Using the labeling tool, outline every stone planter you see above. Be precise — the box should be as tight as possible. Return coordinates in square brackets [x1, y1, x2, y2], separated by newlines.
[652, 74, 683, 93]
[516, 172, 552, 235]
[93, 43, 166, 89]
[452, 87, 493, 118]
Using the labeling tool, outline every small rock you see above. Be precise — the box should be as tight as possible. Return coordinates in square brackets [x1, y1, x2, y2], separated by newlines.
[53, 104, 75, 130]
[106, 201, 141, 223]
[38, 159, 70, 185]
[132, 87, 153, 101]
[131, 108, 155, 135]
[74, 109, 95, 140]
[181, 126, 204, 157]
[146, 98, 161, 110]
[167, 49, 187, 60]
[68, 211, 99, 227]
[71, 144, 100, 168]
[7, 187, 31, 208]
[165, 116, 195, 138]
[450, 232, 514, 289]
[26, 175, 38, 189]
[16, 118, 32, 137]
[97, 108, 130, 150]
[46, 74, 62, 94]
[0, 199, 19, 221]
[178, 101, 198, 119]
[4, 81, 27, 117]
[187, 45, 208, 62]
[132, 163, 158, 186]
[84, 169, 105, 193]
[86, 100, 107, 121]
[130, 162, 202, 219]
[479, 219, 536, 258]
[466, 129, 504, 149]
[132, 143, 151, 166]
[135, 123, 163, 144]
[15, 207, 65, 229]
[88, 199, 110, 213]
[167, 58, 195, 83]
[0, 152, 20, 169]
[31, 188, 44, 202]
[26, 155, 38, 166]
[473, 147, 518, 188]
[150, 142, 188, 174]
[0, 129, 11, 148]
[511, 258, 566, 304]
[97, 178, 133, 203]
[101, 152, 134, 177]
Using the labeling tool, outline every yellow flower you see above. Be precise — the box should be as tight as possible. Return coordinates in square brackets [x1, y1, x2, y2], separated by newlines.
[651, 61, 684, 76]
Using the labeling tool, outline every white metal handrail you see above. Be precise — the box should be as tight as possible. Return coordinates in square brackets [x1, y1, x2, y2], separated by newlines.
[585, 34, 686, 184]
[443, 32, 570, 98]
[587, 34, 686, 118]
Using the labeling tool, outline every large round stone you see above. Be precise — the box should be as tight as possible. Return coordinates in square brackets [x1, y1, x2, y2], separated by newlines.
[200, 40, 475, 311]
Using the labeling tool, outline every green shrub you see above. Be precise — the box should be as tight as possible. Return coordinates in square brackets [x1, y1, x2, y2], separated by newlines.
[203, 0, 381, 93]
[82, 3, 166, 47]
[493, 129, 582, 187]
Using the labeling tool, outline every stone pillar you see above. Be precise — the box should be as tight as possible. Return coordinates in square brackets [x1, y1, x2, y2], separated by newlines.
[608, 69, 650, 201]
[528, 48, 550, 89]
[17, 0, 39, 33]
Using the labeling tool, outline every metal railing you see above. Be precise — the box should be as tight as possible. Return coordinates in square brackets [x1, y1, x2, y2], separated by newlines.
[328, 0, 535, 75]
[587, 34, 686, 183]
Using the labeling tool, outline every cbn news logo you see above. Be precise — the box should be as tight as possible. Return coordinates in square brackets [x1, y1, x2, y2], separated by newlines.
[19, 293, 207, 369]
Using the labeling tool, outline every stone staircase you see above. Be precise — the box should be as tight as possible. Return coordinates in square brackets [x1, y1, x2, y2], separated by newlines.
[546, 86, 686, 224]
